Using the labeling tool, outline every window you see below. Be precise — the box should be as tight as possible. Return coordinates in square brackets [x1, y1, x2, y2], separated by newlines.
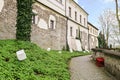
[59, 0, 62, 3]
[80, 31, 82, 39]
[32, 15, 36, 24]
[90, 28, 92, 33]
[49, 15, 56, 29]
[32, 10, 38, 24]
[50, 20, 54, 29]
[57, 0, 62, 4]
[75, 11, 77, 21]
[32, 14, 38, 24]
[76, 29, 79, 39]
[84, 18, 86, 26]
[70, 27, 72, 36]
[80, 15, 82, 23]
[69, 7, 71, 17]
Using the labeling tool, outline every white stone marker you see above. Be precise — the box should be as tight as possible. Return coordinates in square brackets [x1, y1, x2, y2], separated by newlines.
[70, 49, 73, 53]
[47, 48, 51, 51]
[58, 51, 62, 54]
[16, 50, 27, 61]
[0, 0, 4, 12]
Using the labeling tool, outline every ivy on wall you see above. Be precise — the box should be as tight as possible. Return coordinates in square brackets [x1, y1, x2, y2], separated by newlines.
[16, 0, 33, 41]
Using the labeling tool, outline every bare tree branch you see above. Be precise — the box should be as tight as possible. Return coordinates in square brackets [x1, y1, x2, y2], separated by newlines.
[115, 0, 120, 32]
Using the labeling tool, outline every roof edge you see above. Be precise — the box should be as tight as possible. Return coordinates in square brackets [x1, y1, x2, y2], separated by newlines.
[88, 22, 99, 30]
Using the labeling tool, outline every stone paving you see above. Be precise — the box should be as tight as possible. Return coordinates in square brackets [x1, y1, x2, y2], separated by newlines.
[69, 55, 116, 80]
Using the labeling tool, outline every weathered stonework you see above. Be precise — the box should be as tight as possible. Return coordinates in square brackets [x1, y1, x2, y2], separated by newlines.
[92, 49, 120, 80]
[0, 0, 17, 39]
[104, 53, 120, 80]
[89, 34, 98, 49]
[81, 31, 88, 50]
[31, 2, 67, 50]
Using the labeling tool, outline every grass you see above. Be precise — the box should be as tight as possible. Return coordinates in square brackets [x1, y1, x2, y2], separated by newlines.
[0, 40, 90, 80]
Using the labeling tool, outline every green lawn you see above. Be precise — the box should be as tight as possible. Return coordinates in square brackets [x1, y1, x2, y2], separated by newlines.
[0, 40, 90, 80]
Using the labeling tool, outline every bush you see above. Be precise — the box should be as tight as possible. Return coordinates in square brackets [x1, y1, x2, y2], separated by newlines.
[0, 40, 90, 80]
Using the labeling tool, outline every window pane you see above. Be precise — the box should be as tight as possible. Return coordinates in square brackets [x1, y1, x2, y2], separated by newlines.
[60, 0, 62, 3]
[69, 7, 71, 17]
[32, 15, 35, 24]
[84, 18, 86, 26]
[75, 11, 77, 20]
[80, 15, 81, 23]
[50, 20, 54, 29]
[70, 27, 72, 36]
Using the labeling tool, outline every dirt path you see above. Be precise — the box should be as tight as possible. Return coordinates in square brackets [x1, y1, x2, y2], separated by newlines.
[69, 55, 116, 80]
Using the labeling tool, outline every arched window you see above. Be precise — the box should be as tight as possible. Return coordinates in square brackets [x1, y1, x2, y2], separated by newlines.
[49, 15, 56, 29]
[32, 10, 38, 24]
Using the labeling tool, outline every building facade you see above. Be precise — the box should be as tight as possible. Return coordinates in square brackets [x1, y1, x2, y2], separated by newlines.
[88, 22, 98, 50]
[0, 0, 16, 39]
[0, 0, 98, 51]
[31, 0, 67, 50]
[66, 0, 88, 51]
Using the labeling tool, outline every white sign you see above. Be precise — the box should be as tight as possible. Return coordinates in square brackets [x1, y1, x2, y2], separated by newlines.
[47, 48, 51, 51]
[58, 51, 62, 54]
[0, 0, 4, 12]
[16, 50, 27, 61]
[70, 48, 73, 53]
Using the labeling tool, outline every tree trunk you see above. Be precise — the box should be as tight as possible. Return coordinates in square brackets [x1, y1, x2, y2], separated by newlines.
[115, 0, 120, 33]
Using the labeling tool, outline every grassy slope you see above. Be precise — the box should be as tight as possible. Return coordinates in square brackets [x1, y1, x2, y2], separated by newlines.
[0, 40, 90, 80]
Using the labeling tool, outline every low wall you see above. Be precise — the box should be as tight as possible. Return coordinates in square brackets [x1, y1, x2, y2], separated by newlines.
[92, 48, 120, 80]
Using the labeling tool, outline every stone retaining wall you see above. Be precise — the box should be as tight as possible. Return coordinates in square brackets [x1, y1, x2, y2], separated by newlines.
[92, 49, 120, 80]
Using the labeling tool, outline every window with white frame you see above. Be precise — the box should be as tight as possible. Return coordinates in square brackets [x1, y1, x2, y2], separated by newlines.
[75, 11, 77, 21]
[70, 27, 73, 36]
[50, 20, 54, 29]
[80, 15, 82, 23]
[76, 29, 79, 39]
[32, 10, 38, 24]
[59, 0, 62, 3]
[49, 15, 56, 29]
[84, 18, 86, 26]
[69, 7, 71, 17]
[56, 0, 62, 4]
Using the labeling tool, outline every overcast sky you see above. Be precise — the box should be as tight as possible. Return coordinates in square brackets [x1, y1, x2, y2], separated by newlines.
[74, 0, 120, 30]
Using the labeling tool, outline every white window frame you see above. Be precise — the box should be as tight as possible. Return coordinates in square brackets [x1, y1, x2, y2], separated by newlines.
[32, 10, 38, 24]
[49, 15, 56, 29]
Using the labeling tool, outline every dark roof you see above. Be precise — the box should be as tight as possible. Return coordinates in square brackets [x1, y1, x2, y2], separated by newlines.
[88, 22, 99, 30]
[72, 0, 89, 15]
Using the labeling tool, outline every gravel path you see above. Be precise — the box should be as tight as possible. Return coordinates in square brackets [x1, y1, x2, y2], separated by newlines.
[69, 55, 116, 80]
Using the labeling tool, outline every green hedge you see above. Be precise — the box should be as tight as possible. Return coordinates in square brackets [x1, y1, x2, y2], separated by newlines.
[16, 0, 33, 41]
[0, 40, 90, 80]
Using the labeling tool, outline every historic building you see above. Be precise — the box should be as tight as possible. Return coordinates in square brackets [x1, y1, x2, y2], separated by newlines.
[31, 0, 67, 50]
[88, 22, 98, 50]
[0, 0, 98, 51]
[66, 0, 88, 51]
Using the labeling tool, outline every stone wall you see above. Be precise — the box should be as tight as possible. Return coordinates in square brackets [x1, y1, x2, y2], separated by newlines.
[89, 34, 98, 50]
[81, 31, 88, 50]
[31, 2, 67, 50]
[92, 49, 120, 80]
[0, 0, 17, 39]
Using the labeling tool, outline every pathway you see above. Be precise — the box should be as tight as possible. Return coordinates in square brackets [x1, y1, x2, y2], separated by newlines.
[69, 55, 116, 80]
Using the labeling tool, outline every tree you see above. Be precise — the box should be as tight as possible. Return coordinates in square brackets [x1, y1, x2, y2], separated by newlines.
[98, 9, 115, 47]
[16, 0, 33, 41]
[109, 24, 120, 47]
[115, 0, 120, 32]
[97, 32, 107, 48]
